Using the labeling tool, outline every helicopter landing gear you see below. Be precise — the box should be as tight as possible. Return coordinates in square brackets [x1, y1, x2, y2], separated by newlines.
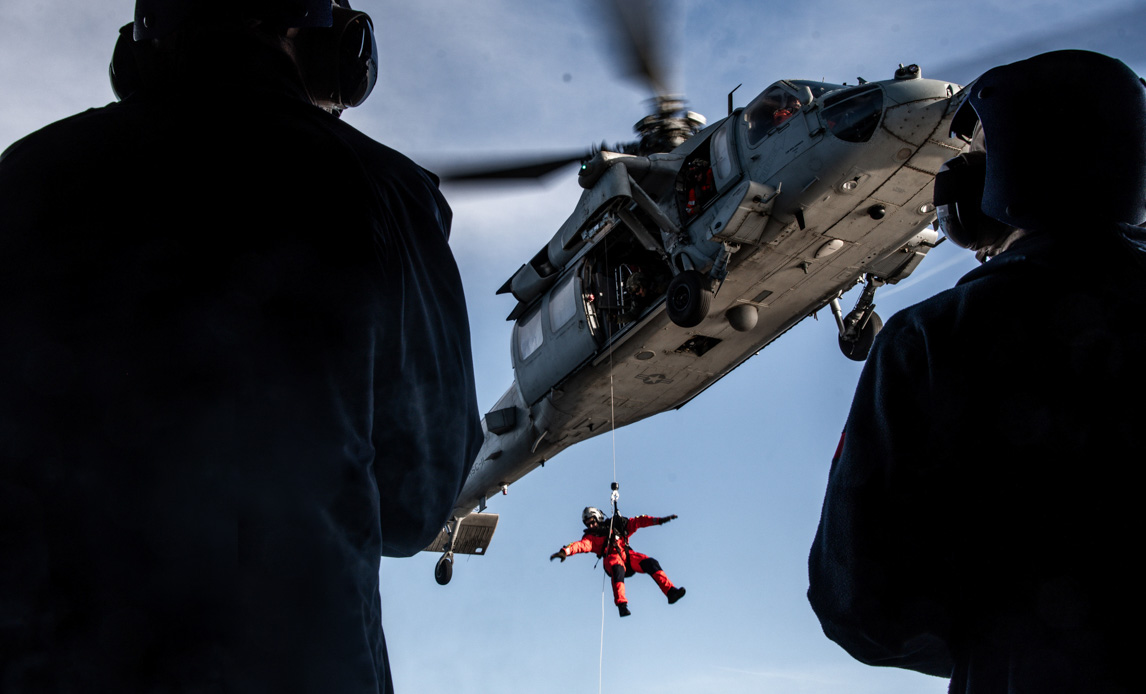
[666, 270, 712, 328]
[837, 310, 882, 361]
[831, 275, 885, 361]
[434, 552, 454, 586]
[433, 516, 461, 586]
[424, 512, 499, 586]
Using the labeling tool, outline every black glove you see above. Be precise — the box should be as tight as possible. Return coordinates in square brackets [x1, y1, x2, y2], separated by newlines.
[550, 550, 567, 562]
[660, 514, 678, 524]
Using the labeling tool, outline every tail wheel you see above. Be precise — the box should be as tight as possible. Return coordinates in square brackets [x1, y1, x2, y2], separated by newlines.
[434, 554, 453, 586]
[666, 270, 712, 328]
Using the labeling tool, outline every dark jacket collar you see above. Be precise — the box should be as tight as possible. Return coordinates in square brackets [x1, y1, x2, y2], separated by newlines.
[136, 32, 314, 109]
[957, 223, 1146, 287]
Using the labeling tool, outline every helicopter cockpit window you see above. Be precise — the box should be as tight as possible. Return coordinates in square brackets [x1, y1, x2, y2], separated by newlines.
[821, 84, 884, 143]
[517, 307, 543, 360]
[744, 86, 807, 146]
[788, 81, 835, 101]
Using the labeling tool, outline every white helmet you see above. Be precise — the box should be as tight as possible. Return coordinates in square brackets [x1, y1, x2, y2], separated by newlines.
[582, 507, 607, 527]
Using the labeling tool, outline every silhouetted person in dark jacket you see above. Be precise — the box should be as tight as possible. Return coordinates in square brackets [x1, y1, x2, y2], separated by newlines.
[809, 50, 1146, 693]
[0, 2, 481, 692]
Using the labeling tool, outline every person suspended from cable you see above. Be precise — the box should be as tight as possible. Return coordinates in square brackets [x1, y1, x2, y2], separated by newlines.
[550, 506, 685, 617]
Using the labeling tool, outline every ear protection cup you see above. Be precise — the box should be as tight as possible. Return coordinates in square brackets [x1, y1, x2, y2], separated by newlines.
[933, 151, 1013, 251]
[294, 6, 378, 110]
[110, 4, 378, 111]
[109, 23, 150, 101]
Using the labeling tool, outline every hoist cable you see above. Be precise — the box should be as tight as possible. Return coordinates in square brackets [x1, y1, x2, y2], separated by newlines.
[598, 572, 607, 694]
[610, 370, 618, 484]
[597, 238, 624, 693]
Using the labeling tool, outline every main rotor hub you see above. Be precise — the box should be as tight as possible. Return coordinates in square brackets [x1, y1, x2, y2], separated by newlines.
[631, 98, 706, 155]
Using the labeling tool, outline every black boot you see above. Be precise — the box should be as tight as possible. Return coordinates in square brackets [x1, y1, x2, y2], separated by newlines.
[667, 586, 686, 604]
[618, 603, 631, 617]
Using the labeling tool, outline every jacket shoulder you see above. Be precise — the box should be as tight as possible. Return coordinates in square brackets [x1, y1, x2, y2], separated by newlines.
[0, 103, 123, 170]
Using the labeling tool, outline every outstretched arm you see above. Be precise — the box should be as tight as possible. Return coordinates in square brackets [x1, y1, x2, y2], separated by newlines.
[551, 536, 596, 561]
[626, 514, 676, 534]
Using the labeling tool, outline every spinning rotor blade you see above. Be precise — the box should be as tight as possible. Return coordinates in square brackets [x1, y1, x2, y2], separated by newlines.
[435, 150, 593, 185]
[933, 4, 1146, 83]
[429, 1, 684, 189]
[592, 0, 672, 98]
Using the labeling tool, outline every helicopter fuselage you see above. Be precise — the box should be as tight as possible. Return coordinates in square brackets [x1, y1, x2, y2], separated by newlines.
[427, 67, 967, 574]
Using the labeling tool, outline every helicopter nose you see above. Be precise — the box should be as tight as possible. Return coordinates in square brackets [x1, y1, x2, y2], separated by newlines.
[881, 90, 961, 148]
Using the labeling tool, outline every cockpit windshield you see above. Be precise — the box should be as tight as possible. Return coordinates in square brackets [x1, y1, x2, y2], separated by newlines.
[743, 81, 838, 146]
[820, 84, 884, 143]
[788, 81, 837, 100]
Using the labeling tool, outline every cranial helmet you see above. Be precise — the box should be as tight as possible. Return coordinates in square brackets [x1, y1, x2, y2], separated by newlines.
[118, 0, 377, 111]
[133, 0, 336, 40]
[583, 507, 607, 527]
[949, 50, 1146, 231]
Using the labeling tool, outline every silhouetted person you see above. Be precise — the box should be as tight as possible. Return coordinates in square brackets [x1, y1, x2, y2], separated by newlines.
[809, 50, 1146, 693]
[0, 2, 481, 692]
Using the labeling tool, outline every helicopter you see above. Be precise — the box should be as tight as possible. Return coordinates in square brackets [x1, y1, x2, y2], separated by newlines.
[424, 1, 968, 585]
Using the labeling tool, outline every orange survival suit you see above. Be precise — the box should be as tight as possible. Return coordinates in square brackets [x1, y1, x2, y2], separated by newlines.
[551, 510, 685, 616]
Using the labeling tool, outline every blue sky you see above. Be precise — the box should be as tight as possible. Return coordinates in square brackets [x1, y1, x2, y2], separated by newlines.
[2, 2, 1143, 692]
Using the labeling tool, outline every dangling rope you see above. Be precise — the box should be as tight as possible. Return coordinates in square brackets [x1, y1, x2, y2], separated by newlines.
[605, 241, 622, 517]
[598, 242, 625, 694]
[598, 571, 608, 694]
[610, 367, 619, 486]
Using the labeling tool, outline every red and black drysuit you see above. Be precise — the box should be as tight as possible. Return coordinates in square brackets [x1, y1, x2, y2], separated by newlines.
[557, 515, 677, 606]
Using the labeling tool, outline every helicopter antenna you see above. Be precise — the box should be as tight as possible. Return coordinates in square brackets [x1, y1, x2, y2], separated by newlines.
[728, 84, 742, 116]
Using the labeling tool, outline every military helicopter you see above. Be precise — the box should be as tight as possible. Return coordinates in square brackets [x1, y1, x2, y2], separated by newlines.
[425, 0, 968, 584]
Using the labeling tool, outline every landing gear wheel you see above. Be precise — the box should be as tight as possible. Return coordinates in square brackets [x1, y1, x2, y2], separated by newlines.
[434, 554, 453, 586]
[666, 270, 712, 328]
[839, 311, 882, 362]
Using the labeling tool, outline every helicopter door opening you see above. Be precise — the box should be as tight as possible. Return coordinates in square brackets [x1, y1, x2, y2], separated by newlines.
[676, 137, 719, 222]
[581, 221, 673, 344]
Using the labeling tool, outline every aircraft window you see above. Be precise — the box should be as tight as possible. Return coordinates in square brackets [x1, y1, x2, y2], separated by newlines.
[788, 81, 837, 100]
[678, 156, 716, 220]
[549, 274, 577, 330]
[517, 308, 543, 360]
[821, 85, 883, 143]
[743, 86, 807, 146]
[711, 126, 733, 182]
